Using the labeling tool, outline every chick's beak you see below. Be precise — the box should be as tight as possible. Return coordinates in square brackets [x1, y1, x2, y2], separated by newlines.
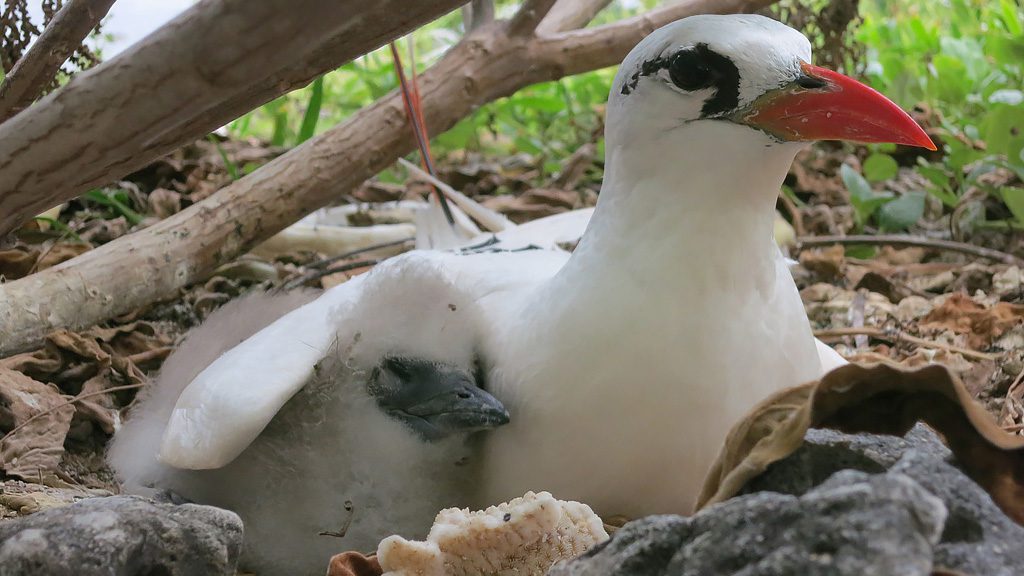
[741, 62, 936, 150]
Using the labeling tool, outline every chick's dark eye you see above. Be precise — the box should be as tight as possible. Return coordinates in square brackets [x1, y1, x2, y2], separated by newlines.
[668, 50, 715, 92]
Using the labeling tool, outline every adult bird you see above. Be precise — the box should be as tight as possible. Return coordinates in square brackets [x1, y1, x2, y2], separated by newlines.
[108, 263, 510, 576]
[151, 14, 934, 526]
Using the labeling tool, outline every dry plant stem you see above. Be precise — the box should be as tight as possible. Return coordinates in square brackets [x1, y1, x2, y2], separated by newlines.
[777, 191, 806, 236]
[0, 0, 115, 122]
[537, 0, 614, 34]
[797, 234, 1024, 267]
[0, 0, 778, 357]
[0, 0, 469, 237]
[814, 326, 1001, 362]
[0, 382, 145, 448]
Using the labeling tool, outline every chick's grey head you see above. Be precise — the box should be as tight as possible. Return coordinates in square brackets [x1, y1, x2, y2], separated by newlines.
[329, 254, 510, 443]
[608, 14, 933, 150]
[369, 356, 508, 442]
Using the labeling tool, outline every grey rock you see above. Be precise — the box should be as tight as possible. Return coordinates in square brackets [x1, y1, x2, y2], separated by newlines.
[742, 424, 948, 496]
[892, 449, 1024, 576]
[744, 425, 1024, 575]
[550, 471, 945, 576]
[0, 495, 243, 576]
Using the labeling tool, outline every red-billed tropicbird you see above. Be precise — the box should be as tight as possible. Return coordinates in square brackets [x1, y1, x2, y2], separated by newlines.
[126, 14, 935, 525]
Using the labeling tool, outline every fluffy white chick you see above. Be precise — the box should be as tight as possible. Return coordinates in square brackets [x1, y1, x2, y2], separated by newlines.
[108, 259, 509, 576]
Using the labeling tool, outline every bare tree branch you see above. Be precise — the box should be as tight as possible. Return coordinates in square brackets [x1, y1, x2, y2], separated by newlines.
[507, 0, 559, 36]
[0, 0, 115, 122]
[0, 0, 779, 356]
[536, 0, 612, 35]
[0, 0, 468, 239]
[463, 0, 495, 31]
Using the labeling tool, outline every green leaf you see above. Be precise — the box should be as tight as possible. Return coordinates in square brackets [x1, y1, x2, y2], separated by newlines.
[863, 153, 899, 182]
[842, 163, 891, 227]
[208, 135, 239, 181]
[1001, 187, 1024, 225]
[982, 104, 1024, 160]
[878, 191, 926, 231]
[840, 163, 873, 201]
[296, 77, 324, 145]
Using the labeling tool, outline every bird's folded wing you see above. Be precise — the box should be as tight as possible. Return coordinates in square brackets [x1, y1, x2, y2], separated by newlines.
[159, 275, 368, 469]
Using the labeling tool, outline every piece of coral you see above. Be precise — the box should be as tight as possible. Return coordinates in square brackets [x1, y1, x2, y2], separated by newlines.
[378, 491, 608, 576]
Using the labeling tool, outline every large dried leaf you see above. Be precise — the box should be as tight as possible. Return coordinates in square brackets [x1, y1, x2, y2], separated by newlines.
[0, 369, 75, 481]
[697, 363, 1024, 526]
[327, 552, 382, 576]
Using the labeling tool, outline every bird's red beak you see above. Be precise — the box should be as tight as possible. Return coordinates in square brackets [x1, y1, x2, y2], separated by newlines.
[741, 62, 936, 150]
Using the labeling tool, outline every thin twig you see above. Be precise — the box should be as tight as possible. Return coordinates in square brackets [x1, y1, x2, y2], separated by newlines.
[796, 235, 1024, 267]
[0, 382, 145, 448]
[0, 0, 116, 122]
[777, 191, 806, 237]
[276, 237, 412, 291]
[814, 326, 1001, 362]
[283, 259, 381, 291]
[508, 0, 559, 36]
[308, 237, 413, 270]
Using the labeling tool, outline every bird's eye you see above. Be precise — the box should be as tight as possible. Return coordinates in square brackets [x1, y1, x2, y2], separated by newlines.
[668, 49, 715, 92]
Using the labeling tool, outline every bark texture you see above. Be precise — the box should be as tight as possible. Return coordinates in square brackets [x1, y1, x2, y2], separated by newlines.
[0, 0, 776, 356]
[0, 0, 468, 237]
[0, 0, 115, 122]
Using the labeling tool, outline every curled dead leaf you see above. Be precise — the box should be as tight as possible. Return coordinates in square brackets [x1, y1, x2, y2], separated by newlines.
[0, 369, 75, 482]
[0, 247, 39, 280]
[697, 363, 1024, 526]
[327, 552, 382, 576]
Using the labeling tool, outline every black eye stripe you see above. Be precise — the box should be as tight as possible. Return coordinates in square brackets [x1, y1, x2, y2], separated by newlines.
[620, 43, 741, 118]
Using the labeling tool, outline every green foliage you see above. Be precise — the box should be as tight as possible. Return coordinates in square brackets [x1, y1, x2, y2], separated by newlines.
[858, 0, 1024, 225]
[84, 189, 144, 226]
[297, 77, 325, 145]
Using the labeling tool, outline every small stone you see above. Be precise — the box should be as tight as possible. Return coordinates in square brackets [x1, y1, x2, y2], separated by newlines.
[0, 495, 242, 576]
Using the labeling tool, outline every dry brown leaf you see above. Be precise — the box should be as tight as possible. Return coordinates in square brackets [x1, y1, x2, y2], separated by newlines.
[697, 363, 1024, 526]
[326, 552, 382, 576]
[798, 245, 845, 281]
[35, 242, 91, 271]
[921, 293, 1024, 350]
[482, 189, 582, 224]
[0, 247, 39, 280]
[0, 369, 75, 482]
[148, 187, 182, 219]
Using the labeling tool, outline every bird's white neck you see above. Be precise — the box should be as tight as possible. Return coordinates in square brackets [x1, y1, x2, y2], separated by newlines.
[548, 121, 802, 301]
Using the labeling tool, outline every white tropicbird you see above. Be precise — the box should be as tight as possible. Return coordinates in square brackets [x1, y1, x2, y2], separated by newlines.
[151, 14, 934, 521]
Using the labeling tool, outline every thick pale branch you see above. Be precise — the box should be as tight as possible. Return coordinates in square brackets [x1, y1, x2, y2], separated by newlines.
[507, 0, 559, 36]
[0, 0, 468, 238]
[536, 0, 612, 35]
[0, 0, 115, 122]
[0, 0, 778, 356]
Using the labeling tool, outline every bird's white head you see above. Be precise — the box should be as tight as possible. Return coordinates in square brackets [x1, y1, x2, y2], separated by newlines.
[605, 14, 934, 192]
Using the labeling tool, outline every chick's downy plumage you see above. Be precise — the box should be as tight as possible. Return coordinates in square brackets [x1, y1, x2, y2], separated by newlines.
[109, 258, 507, 576]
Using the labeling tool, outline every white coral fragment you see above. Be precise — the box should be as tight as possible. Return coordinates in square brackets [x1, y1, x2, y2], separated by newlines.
[378, 491, 608, 576]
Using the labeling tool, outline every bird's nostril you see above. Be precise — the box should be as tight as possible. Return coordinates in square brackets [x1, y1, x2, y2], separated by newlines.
[457, 391, 472, 399]
[795, 74, 828, 90]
